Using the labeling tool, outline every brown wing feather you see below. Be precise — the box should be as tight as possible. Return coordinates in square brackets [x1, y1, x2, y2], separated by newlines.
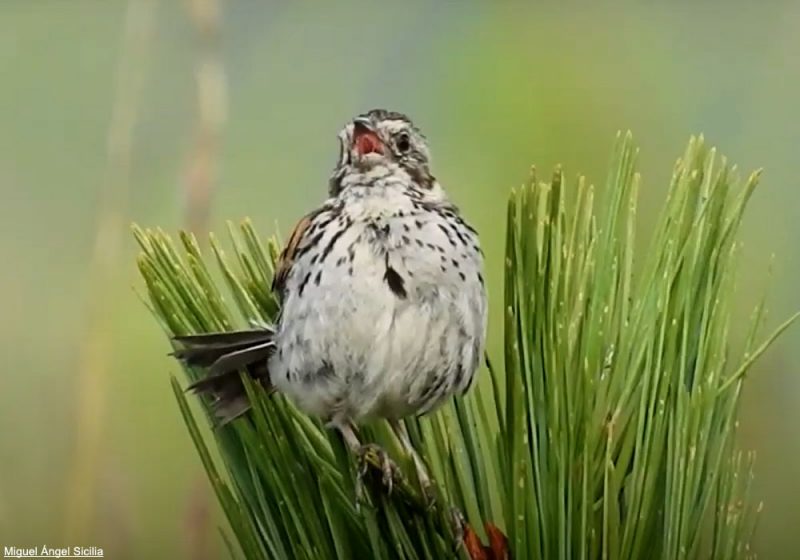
[271, 210, 318, 295]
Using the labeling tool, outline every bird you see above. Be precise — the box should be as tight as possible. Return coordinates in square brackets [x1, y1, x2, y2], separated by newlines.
[172, 108, 488, 497]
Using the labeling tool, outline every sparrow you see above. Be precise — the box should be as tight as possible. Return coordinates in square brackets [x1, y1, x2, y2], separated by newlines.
[172, 109, 488, 496]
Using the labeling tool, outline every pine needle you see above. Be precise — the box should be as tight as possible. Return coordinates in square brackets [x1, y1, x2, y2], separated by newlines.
[135, 133, 795, 559]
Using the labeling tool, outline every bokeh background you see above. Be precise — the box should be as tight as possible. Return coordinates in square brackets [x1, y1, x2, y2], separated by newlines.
[1, 1, 798, 558]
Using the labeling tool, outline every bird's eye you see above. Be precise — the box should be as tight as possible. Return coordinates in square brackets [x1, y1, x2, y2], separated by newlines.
[395, 132, 411, 153]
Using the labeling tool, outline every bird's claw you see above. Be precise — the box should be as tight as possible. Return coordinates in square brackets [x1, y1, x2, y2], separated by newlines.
[403, 449, 436, 510]
[449, 506, 466, 552]
[357, 443, 400, 497]
[420, 479, 436, 511]
[408, 463, 435, 510]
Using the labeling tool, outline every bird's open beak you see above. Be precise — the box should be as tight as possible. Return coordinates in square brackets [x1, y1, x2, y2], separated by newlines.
[352, 118, 384, 156]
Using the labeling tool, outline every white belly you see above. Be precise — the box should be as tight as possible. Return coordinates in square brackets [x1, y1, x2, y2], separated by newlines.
[269, 199, 486, 424]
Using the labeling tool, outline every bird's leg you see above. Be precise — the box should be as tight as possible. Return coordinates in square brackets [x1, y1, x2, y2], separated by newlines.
[389, 419, 434, 505]
[336, 422, 399, 501]
[337, 422, 363, 454]
[448, 506, 467, 553]
[335, 422, 368, 504]
[358, 443, 400, 496]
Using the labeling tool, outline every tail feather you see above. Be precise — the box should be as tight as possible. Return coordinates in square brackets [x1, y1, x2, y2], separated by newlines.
[171, 328, 275, 425]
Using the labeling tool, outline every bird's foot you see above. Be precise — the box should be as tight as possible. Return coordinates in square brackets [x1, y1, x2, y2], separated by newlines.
[356, 443, 401, 498]
[410, 459, 436, 510]
[421, 480, 436, 512]
[448, 506, 466, 553]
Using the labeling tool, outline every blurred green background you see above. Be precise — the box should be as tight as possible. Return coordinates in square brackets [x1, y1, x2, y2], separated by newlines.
[1, 1, 798, 558]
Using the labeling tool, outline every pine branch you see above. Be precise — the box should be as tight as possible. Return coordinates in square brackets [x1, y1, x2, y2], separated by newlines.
[135, 133, 797, 559]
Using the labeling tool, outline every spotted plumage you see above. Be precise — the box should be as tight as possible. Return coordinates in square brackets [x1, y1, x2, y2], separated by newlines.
[173, 109, 487, 496]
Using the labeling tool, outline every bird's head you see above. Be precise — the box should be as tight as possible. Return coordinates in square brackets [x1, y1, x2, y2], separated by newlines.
[329, 109, 433, 195]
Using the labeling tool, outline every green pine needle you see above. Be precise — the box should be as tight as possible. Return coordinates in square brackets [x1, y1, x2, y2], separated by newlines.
[134, 133, 796, 559]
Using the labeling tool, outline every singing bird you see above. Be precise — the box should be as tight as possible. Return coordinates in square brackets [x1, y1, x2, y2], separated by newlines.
[173, 109, 487, 494]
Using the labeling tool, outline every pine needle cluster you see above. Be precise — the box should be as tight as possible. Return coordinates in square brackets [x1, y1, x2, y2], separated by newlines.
[135, 134, 796, 559]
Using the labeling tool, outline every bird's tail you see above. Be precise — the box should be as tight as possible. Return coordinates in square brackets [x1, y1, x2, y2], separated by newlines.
[171, 328, 276, 425]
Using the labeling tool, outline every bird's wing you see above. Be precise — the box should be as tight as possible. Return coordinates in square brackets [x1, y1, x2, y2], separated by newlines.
[271, 208, 322, 296]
